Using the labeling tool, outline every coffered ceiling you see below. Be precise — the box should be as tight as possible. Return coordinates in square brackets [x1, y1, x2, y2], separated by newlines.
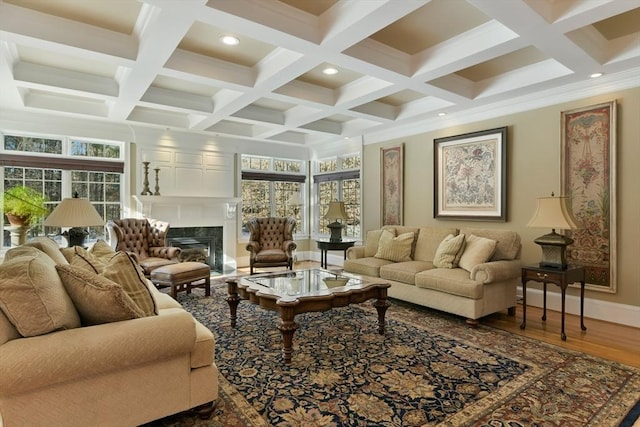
[0, 0, 638, 147]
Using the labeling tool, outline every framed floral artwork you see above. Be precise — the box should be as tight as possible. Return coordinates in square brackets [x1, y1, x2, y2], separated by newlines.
[561, 101, 616, 293]
[381, 144, 404, 225]
[434, 127, 507, 221]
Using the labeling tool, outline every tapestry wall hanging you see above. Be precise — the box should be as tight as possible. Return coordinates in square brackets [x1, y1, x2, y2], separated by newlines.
[434, 127, 507, 221]
[381, 144, 404, 225]
[561, 101, 617, 293]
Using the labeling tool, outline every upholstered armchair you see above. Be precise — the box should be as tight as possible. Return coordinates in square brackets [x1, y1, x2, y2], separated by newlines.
[108, 218, 181, 276]
[246, 217, 297, 274]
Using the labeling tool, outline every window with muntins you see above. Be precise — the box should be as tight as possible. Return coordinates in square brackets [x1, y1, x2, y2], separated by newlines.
[1, 133, 124, 247]
[314, 153, 361, 239]
[241, 155, 307, 236]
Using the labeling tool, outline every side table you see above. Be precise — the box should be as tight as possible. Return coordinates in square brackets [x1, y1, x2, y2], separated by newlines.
[315, 239, 356, 268]
[520, 264, 586, 341]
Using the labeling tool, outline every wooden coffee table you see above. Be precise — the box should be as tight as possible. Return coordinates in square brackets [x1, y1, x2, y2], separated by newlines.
[226, 269, 390, 364]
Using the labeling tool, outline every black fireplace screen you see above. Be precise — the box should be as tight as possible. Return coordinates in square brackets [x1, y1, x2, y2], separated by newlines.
[166, 227, 223, 273]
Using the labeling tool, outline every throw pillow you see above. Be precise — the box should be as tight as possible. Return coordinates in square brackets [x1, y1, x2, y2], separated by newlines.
[433, 233, 466, 269]
[61, 246, 106, 274]
[374, 230, 414, 262]
[24, 236, 69, 265]
[56, 265, 145, 325]
[0, 251, 80, 336]
[364, 228, 395, 257]
[90, 239, 116, 262]
[101, 252, 157, 316]
[458, 234, 498, 272]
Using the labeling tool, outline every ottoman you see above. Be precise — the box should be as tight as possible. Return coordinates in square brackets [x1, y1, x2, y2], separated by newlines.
[150, 262, 211, 299]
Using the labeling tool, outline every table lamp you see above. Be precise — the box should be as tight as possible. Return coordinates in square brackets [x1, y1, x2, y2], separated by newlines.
[324, 201, 349, 242]
[527, 193, 581, 269]
[44, 192, 105, 247]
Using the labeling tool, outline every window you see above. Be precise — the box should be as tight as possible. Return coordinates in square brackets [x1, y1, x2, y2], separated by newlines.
[240, 155, 306, 236]
[314, 153, 361, 238]
[1, 133, 124, 247]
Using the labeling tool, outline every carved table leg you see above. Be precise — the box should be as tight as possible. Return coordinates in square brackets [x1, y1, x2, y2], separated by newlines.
[226, 280, 240, 327]
[278, 306, 298, 364]
[373, 292, 390, 335]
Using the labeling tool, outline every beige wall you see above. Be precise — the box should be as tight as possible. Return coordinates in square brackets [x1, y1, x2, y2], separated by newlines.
[363, 87, 640, 307]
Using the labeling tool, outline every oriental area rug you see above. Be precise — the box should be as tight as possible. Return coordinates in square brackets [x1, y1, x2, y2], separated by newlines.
[148, 279, 640, 427]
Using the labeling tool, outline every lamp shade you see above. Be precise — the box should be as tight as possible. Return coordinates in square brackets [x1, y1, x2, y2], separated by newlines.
[324, 201, 348, 221]
[289, 191, 303, 206]
[527, 196, 580, 230]
[44, 196, 105, 227]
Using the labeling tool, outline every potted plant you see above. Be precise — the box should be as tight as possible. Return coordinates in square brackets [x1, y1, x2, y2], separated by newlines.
[2, 185, 47, 227]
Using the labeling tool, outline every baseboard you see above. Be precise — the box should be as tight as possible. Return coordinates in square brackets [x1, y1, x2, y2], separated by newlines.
[517, 287, 640, 328]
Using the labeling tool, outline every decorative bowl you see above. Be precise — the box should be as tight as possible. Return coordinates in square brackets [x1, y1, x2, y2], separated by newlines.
[323, 277, 349, 288]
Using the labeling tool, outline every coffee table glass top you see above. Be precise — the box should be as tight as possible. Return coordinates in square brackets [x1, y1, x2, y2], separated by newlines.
[243, 268, 363, 297]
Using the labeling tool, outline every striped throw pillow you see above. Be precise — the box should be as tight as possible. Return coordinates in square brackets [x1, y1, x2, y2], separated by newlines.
[433, 234, 466, 268]
[101, 252, 157, 317]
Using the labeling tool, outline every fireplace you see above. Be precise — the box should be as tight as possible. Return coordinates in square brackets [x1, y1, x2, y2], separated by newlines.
[166, 227, 223, 274]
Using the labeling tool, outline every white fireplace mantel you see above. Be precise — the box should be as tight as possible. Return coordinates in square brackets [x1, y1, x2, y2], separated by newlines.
[133, 196, 241, 228]
[132, 195, 241, 273]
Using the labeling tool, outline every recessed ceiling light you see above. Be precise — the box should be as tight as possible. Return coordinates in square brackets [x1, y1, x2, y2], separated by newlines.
[221, 35, 240, 46]
[590, 72, 603, 78]
[438, 112, 446, 116]
[322, 67, 339, 75]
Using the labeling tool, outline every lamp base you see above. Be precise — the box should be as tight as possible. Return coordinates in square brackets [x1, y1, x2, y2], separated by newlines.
[63, 227, 88, 248]
[327, 221, 344, 242]
[534, 230, 574, 269]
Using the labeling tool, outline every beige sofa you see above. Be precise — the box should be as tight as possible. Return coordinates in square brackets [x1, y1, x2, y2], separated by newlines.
[0, 237, 218, 426]
[344, 226, 522, 324]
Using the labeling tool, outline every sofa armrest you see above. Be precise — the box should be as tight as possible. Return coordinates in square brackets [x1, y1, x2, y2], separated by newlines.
[346, 246, 365, 260]
[0, 308, 196, 396]
[149, 246, 181, 260]
[470, 259, 522, 284]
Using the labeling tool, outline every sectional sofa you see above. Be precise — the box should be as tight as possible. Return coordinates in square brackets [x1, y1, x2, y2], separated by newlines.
[0, 237, 217, 426]
[344, 226, 522, 324]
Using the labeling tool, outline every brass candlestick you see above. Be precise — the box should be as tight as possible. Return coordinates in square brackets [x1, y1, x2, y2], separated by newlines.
[141, 161, 152, 195]
[154, 167, 161, 196]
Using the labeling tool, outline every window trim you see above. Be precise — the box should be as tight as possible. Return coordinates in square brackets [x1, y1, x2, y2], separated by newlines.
[0, 153, 124, 173]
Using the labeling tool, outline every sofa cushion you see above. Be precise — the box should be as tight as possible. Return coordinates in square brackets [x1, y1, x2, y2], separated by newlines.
[459, 234, 498, 272]
[415, 268, 484, 299]
[374, 230, 414, 262]
[433, 233, 466, 269]
[56, 264, 145, 325]
[412, 227, 459, 262]
[380, 260, 433, 285]
[101, 252, 158, 316]
[61, 246, 106, 273]
[364, 228, 394, 257]
[460, 228, 521, 261]
[24, 236, 69, 265]
[343, 257, 395, 277]
[0, 250, 81, 337]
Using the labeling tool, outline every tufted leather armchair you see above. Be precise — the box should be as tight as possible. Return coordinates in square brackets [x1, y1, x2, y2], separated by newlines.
[246, 217, 297, 274]
[107, 218, 181, 276]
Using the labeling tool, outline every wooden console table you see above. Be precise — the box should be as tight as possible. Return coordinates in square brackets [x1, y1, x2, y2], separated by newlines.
[520, 265, 586, 341]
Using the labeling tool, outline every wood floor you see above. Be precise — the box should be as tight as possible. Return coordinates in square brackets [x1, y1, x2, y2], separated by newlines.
[238, 261, 640, 368]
